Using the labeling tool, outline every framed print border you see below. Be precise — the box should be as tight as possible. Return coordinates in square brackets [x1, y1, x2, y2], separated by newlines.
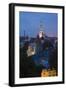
[9, 3, 65, 87]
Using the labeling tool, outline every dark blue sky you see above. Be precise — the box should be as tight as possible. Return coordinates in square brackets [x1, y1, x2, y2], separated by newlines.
[19, 12, 58, 37]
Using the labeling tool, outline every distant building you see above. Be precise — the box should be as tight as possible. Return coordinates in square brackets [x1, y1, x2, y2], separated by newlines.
[27, 45, 36, 56]
[38, 31, 45, 39]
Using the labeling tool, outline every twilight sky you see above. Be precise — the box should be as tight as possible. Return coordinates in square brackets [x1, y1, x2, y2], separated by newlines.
[19, 11, 58, 37]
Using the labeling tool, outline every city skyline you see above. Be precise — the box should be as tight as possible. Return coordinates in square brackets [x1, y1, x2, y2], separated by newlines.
[19, 12, 58, 37]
